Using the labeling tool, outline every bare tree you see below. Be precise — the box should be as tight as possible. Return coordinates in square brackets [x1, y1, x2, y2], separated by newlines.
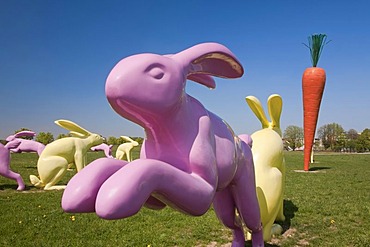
[317, 123, 345, 151]
[346, 129, 359, 152]
[283, 125, 303, 151]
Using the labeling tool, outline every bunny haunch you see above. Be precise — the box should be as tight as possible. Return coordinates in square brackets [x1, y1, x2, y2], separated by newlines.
[62, 43, 265, 247]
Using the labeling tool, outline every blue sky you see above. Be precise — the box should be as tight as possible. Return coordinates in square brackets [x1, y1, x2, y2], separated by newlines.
[1, 0, 369, 139]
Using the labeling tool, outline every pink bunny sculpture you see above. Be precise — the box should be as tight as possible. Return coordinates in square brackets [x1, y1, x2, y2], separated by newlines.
[62, 43, 264, 247]
[6, 131, 45, 156]
[0, 141, 26, 190]
[90, 143, 114, 158]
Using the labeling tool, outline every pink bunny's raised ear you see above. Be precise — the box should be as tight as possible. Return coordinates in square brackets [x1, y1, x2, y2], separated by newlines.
[14, 131, 36, 138]
[187, 74, 216, 89]
[172, 43, 244, 89]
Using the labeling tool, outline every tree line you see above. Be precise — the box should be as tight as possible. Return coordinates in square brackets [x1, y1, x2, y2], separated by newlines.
[283, 123, 370, 153]
[0, 128, 143, 146]
[2, 124, 369, 153]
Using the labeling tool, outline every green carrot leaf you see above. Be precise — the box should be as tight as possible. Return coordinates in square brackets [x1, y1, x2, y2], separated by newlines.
[303, 33, 331, 67]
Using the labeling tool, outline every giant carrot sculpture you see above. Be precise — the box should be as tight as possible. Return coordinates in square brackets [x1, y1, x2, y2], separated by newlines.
[302, 34, 330, 171]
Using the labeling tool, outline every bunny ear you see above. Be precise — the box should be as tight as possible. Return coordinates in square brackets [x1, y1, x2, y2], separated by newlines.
[120, 135, 134, 142]
[245, 96, 270, 129]
[14, 130, 36, 138]
[55, 119, 90, 136]
[186, 74, 216, 89]
[172, 43, 244, 89]
[267, 94, 283, 136]
[69, 131, 86, 138]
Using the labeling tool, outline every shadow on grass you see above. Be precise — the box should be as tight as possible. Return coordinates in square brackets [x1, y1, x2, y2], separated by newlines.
[244, 200, 298, 247]
[245, 240, 280, 247]
[294, 166, 331, 173]
[309, 166, 331, 171]
[0, 184, 32, 191]
[280, 199, 298, 232]
[25, 166, 37, 169]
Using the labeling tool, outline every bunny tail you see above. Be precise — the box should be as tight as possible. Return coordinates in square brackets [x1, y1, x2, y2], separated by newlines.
[29, 175, 44, 188]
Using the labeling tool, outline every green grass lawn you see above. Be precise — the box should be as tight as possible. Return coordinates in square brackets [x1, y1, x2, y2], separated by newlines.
[1, 149, 369, 246]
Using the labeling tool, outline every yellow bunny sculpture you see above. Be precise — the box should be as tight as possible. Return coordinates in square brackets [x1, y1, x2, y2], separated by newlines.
[245, 94, 286, 241]
[115, 136, 139, 162]
[30, 120, 104, 190]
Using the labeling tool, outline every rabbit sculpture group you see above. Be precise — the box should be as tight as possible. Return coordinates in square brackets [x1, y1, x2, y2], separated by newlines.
[30, 120, 104, 190]
[244, 94, 286, 241]
[62, 42, 265, 246]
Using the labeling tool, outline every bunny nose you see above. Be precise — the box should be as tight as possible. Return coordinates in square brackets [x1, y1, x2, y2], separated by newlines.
[105, 77, 119, 99]
[105, 58, 137, 100]
[105, 67, 126, 100]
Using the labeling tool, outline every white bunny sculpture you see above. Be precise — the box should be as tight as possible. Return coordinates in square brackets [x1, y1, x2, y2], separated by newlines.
[30, 119, 104, 190]
[6, 131, 45, 156]
[115, 136, 138, 162]
[0, 141, 25, 190]
[242, 94, 286, 241]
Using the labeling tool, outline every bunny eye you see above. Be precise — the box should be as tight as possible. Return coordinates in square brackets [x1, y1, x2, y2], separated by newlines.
[148, 67, 165, 80]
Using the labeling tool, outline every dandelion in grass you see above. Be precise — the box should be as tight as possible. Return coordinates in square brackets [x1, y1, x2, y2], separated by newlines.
[330, 219, 335, 224]
[70, 215, 76, 222]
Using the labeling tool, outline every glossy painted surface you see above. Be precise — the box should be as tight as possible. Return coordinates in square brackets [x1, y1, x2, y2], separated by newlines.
[245, 94, 286, 241]
[30, 120, 104, 190]
[62, 43, 264, 246]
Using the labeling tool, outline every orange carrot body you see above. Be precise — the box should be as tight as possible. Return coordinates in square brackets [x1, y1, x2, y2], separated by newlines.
[302, 67, 326, 171]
